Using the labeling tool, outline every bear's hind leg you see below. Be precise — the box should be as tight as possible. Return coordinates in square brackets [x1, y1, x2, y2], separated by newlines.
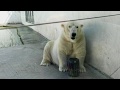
[40, 41, 53, 66]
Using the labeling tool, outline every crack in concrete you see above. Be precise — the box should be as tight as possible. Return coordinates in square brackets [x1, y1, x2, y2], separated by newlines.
[86, 63, 112, 79]
[16, 28, 24, 45]
[110, 66, 120, 77]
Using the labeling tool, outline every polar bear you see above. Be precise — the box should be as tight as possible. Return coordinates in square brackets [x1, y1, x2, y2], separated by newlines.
[40, 21, 86, 72]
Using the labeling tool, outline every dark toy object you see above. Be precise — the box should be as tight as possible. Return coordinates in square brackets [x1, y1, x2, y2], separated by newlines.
[67, 58, 80, 77]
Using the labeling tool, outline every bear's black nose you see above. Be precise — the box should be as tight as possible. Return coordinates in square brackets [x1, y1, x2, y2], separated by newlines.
[72, 33, 76, 37]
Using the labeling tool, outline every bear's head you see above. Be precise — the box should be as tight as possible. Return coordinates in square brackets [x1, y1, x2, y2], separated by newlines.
[61, 21, 83, 43]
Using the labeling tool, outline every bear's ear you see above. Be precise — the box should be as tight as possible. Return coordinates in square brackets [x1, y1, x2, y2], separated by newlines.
[61, 24, 64, 28]
[81, 24, 83, 28]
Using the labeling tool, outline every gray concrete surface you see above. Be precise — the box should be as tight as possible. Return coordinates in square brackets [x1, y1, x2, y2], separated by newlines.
[84, 22, 120, 79]
[17, 26, 47, 44]
[0, 42, 110, 79]
[0, 26, 111, 79]
[0, 28, 22, 48]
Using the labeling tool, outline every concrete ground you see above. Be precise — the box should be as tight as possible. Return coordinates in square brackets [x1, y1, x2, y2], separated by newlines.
[0, 26, 111, 79]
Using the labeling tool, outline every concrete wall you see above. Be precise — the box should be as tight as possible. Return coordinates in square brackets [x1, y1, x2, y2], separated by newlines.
[0, 11, 21, 25]
[21, 11, 120, 79]
[7, 11, 21, 24]
[21, 11, 120, 40]
[0, 11, 22, 48]
[84, 21, 120, 79]
[0, 29, 22, 48]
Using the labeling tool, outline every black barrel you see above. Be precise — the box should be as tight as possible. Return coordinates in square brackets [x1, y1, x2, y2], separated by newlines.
[67, 58, 80, 77]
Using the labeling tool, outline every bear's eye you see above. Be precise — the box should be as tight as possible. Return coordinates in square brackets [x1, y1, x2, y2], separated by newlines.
[69, 26, 72, 28]
[76, 26, 78, 28]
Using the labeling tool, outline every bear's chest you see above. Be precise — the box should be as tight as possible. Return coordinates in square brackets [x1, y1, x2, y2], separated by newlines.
[66, 43, 75, 55]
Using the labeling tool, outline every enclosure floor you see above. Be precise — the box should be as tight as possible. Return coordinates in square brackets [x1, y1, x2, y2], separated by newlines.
[0, 42, 110, 79]
[0, 26, 110, 79]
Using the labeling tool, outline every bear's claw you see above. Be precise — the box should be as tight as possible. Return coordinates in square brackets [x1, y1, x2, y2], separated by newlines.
[59, 67, 68, 72]
[40, 61, 50, 66]
[80, 66, 86, 73]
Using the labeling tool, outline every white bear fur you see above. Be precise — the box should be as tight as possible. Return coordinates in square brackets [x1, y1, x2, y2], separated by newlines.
[40, 21, 86, 72]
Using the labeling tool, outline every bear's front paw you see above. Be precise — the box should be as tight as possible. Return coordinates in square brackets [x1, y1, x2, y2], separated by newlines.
[59, 66, 68, 72]
[80, 66, 86, 73]
[40, 60, 50, 66]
